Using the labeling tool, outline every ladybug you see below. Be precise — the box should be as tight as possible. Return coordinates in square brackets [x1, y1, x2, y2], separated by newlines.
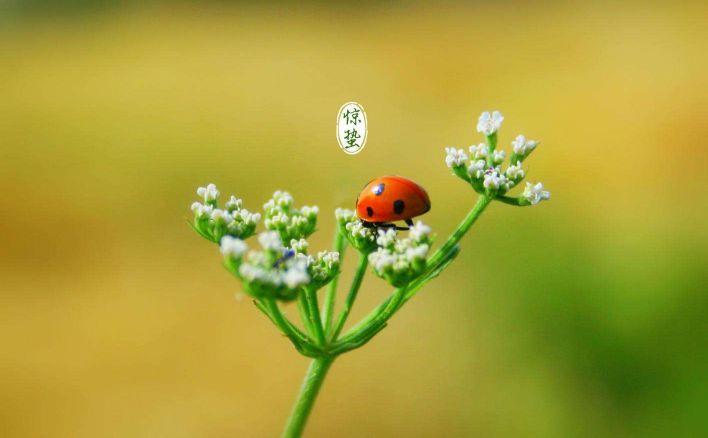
[356, 175, 431, 230]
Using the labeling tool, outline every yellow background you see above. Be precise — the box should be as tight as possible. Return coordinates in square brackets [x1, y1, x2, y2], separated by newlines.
[1, 1, 706, 436]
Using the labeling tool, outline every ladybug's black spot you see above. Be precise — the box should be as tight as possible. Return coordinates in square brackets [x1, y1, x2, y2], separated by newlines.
[366, 206, 374, 217]
[393, 199, 405, 214]
[373, 183, 385, 196]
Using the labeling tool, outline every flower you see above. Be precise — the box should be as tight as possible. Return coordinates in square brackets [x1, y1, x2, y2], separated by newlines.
[290, 238, 309, 253]
[511, 135, 538, 156]
[197, 183, 219, 203]
[445, 147, 468, 168]
[210, 208, 232, 224]
[263, 191, 318, 241]
[409, 221, 431, 242]
[492, 150, 506, 165]
[368, 224, 431, 287]
[220, 236, 248, 259]
[191, 202, 214, 219]
[368, 248, 397, 272]
[483, 169, 509, 191]
[318, 251, 339, 269]
[476, 111, 504, 136]
[336, 208, 378, 253]
[283, 261, 310, 289]
[468, 159, 486, 179]
[523, 182, 551, 205]
[376, 228, 397, 247]
[258, 231, 284, 251]
[225, 195, 243, 212]
[469, 143, 489, 159]
[335, 208, 356, 222]
[505, 162, 525, 185]
[264, 190, 294, 213]
[190, 185, 260, 242]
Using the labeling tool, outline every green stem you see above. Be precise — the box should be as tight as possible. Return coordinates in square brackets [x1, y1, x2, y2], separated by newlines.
[426, 195, 492, 269]
[265, 299, 318, 356]
[282, 356, 335, 438]
[304, 287, 326, 345]
[486, 132, 498, 167]
[330, 254, 369, 341]
[297, 293, 316, 338]
[322, 230, 346, 335]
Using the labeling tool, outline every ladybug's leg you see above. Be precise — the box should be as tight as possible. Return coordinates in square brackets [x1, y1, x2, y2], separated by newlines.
[378, 222, 409, 231]
[405, 218, 414, 227]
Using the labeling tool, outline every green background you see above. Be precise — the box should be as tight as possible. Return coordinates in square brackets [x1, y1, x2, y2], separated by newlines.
[1, 1, 706, 436]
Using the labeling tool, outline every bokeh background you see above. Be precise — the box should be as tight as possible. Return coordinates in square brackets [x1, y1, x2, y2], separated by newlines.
[1, 1, 706, 437]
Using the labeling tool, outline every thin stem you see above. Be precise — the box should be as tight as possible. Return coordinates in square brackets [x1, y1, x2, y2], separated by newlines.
[265, 299, 318, 355]
[485, 132, 498, 167]
[330, 254, 368, 341]
[495, 194, 531, 207]
[322, 230, 346, 335]
[282, 356, 335, 438]
[426, 195, 492, 269]
[297, 293, 316, 338]
[304, 287, 326, 345]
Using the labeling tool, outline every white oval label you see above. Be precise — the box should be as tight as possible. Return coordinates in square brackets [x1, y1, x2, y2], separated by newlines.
[336, 102, 367, 155]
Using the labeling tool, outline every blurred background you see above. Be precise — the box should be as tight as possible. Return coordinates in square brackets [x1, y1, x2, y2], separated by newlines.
[1, 1, 706, 437]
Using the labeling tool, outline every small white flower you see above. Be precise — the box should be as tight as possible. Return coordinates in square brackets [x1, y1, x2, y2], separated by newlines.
[476, 111, 504, 136]
[225, 196, 243, 211]
[345, 221, 375, 240]
[505, 162, 525, 181]
[210, 209, 232, 223]
[511, 135, 538, 156]
[191, 202, 213, 218]
[409, 221, 431, 242]
[368, 248, 396, 271]
[318, 251, 340, 269]
[468, 159, 487, 179]
[523, 182, 551, 205]
[405, 244, 429, 261]
[300, 206, 319, 218]
[258, 231, 283, 251]
[197, 183, 219, 203]
[294, 252, 314, 267]
[468, 143, 489, 159]
[291, 215, 307, 228]
[376, 228, 397, 247]
[274, 191, 294, 208]
[236, 209, 260, 225]
[483, 170, 509, 190]
[283, 262, 310, 288]
[290, 238, 309, 253]
[220, 236, 248, 258]
[240, 263, 274, 284]
[445, 147, 468, 168]
[265, 211, 289, 228]
[335, 208, 356, 222]
[492, 150, 506, 165]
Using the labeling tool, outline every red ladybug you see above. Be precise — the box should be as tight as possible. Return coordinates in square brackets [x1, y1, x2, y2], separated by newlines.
[356, 175, 431, 229]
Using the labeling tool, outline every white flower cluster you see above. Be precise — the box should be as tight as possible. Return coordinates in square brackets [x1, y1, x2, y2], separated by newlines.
[219, 230, 340, 300]
[197, 183, 219, 204]
[368, 221, 432, 287]
[512, 135, 538, 156]
[476, 111, 504, 136]
[263, 191, 318, 242]
[522, 182, 551, 205]
[444, 111, 550, 205]
[335, 208, 378, 253]
[191, 184, 261, 242]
